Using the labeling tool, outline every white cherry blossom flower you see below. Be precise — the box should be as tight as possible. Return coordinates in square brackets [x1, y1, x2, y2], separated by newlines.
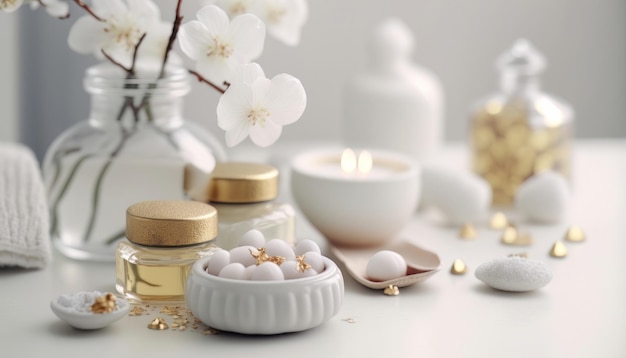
[178, 5, 265, 85]
[0, 0, 23, 13]
[212, 0, 308, 46]
[67, 0, 167, 69]
[30, 0, 69, 18]
[217, 63, 306, 147]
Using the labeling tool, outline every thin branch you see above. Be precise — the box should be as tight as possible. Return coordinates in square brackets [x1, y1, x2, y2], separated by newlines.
[159, 0, 184, 79]
[188, 70, 227, 94]
[129, 33, 147, 75]
[73, 0, 104, 22]
[101, 49, 132, 74]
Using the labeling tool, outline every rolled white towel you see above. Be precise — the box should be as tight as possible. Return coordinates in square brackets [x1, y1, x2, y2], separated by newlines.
[0, 142, 51, 268]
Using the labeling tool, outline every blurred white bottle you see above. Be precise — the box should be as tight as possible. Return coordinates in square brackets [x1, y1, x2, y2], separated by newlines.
[343, 18, 444, 163]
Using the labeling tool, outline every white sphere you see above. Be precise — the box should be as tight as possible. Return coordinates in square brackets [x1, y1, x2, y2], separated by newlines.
[239, 229, 266, 248]
[206, 250, 231, 276]
[294, 239, 321, 255]
[264, 239, 296, 260]
[251, 262, 285, 281]
[229, 245, 257, 267]
[218, 263, 246, 280]
[366, 250, 407, 281]
[301, 251, 325, 273]
[281, 260, 319, 280]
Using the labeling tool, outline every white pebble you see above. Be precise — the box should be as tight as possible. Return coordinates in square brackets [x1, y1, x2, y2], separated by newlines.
[366, 250, 407, 282]
[515, 171, 570, 224]
[264, 239, 296, 260]
[421, 165, 492, 225]
[218, 263, 247, 280]
[281, 260, 318, 280]
[294, 239, 321, 255]
[301, 251, 324, 273]
[475, 256, 553, 292]
[239, 229, 265, 248]
[229, 245, 257, 267]
[251, 262, 285, 281]
[206, 249, 230, 276]
[243, 264, 257, 280]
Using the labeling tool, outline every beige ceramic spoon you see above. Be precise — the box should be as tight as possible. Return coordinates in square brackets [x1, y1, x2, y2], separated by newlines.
[329, 240, 442, 289]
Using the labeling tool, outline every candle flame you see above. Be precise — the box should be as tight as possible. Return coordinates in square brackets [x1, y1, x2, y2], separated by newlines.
[341, 148, 357, 173]
[358, 150, 372, 174]
[341, 148, 372, 174]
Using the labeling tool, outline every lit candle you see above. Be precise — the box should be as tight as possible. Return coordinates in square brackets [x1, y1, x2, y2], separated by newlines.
[290, 148, 420, 247]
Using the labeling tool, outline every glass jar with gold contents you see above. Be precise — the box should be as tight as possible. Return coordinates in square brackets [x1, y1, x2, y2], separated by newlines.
[469, 39, 573, 205]
[207, 162, 296, 250]
[115, 200, 217, 303]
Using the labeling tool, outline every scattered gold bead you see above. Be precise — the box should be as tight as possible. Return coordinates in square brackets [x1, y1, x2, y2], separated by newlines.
[129, 306, 145, 316]
[550, 241, 568, 258]
[565, 226, 586, 242]
[383, 285, 400, 296]
[148, 317, 169, 330]
[459, 223, 477, 239]
[490, 212, 509, 229]
[202, 328, 220, 335]
[451, 259, 468, 275]
[501, 226, 518, 244]
[342, 318, 357, 324]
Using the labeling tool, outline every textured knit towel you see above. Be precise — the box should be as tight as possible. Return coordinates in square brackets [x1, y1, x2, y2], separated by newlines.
[0, 142, 51, 268]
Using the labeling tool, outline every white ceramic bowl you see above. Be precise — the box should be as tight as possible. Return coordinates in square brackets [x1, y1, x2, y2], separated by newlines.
[186, 256, 344, 335]
[50, 292, 130, 330]
[291, 148, 420, 247]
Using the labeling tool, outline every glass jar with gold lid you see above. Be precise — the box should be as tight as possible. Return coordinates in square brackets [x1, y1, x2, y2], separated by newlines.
[207, 162, 296, 250]
[469, 39, 574, 205]
[115, 200, 218, 303]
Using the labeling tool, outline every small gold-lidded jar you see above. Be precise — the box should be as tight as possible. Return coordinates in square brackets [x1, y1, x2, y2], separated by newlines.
[208, 162, 296, 250]
[115, 200, 218, 303]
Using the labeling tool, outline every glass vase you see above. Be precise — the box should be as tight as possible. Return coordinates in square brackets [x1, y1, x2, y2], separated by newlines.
[42, 62, 226, 261]
[469, 39, 573, 206]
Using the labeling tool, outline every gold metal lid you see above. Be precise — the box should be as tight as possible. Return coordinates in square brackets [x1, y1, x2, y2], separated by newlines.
[208, 162, 279, 203]
[126, 200, 217, 247]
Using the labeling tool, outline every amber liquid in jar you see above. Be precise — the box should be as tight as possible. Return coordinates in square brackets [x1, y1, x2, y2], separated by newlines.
[116, 241, 216, 302]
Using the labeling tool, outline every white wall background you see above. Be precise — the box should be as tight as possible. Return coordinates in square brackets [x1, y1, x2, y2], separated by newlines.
[5, 0, 626, 158]
[0, 16, 18, 142]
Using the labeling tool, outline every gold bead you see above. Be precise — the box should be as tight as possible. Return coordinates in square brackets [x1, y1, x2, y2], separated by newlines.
[564, 226, 586, 242]
[489, 212, 509, 230]
[383, 285, 400, 296]
[459, 223, 477, 239]
[451, 259, 468, 275]
[550, 241, 568, 258]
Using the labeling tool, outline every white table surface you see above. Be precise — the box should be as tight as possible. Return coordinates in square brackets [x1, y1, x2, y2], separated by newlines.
[2, 139, 625, 358]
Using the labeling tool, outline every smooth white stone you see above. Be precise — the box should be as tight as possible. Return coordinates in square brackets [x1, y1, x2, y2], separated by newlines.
[515, 171, 570, 224]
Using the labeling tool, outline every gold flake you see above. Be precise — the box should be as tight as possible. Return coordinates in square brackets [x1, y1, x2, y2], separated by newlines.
[202, 328, 220, 335]
[490, 212, 509, 229]
[565, 226, 586, 242]
[550, 241, 567, 258]
[295, 255, 312, 272]
[267, 255, 286, 265]
[342, 318, 357, 324]
[148, 317, 169, 330]
[383, 285, 400, 296]
[90, 293, 117, 314]
[129, 306, 145, 316]
[451, 259, 467, 275]
[459, 223, 477, 239]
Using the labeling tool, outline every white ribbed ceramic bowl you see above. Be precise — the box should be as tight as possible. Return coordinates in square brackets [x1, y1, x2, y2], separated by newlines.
[186, 256, 344, 335]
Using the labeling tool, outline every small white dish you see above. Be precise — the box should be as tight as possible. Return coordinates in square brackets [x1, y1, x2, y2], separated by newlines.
[330, 240, 442, 289]
[186, 256, 344, 335]
[50, 291, 130, 330]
